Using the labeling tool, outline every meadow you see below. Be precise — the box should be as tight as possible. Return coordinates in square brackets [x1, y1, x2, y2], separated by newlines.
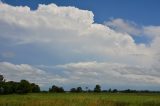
[0, 93, 160, 106]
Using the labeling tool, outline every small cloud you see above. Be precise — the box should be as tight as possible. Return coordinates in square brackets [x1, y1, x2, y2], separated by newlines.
[105, 18, 160, 38]
[143, 26, 160, 37]
[104, 18, 160, 44]
[104, 18, 141, 36]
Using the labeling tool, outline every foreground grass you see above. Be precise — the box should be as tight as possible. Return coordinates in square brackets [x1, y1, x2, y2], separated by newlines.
[0, 93, 160, 106]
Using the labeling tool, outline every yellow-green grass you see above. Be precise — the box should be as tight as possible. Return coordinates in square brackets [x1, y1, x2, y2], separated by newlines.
[0, 93, 160, 106]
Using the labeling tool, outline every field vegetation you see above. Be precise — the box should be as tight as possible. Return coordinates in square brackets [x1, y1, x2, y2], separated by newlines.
[0, 93, 160, 106]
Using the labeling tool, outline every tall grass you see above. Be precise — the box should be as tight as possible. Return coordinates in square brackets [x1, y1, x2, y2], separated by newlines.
[0, 93, 160, 106]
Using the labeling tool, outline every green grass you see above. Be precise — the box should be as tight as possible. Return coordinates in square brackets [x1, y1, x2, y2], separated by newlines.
[0, 93, 160, 106]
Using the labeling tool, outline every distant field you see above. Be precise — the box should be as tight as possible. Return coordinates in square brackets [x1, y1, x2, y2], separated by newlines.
[0, 93, 160, 106]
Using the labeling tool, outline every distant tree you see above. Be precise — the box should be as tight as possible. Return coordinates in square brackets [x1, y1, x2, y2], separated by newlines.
[76, 87, 83, 93]
[0, 75, 5, 82]
[122, 89, 137, 93]
[112, 89, 118, 93]
[17, 80, 32, 94]
[94, 85, 101, 93]
[70, 88, 76, 92]
[108, 88, 112, 93]
[88, 89, 92, 93]
[41, 90, 48, 93]
[7, 81, 18, 93]
[0, 75, 40, 94]
[49, 85, 57, 92]
[58, 87, 64, 93]
[70, 87, 83, 93]
[124, 89, 131, 93]
[0, 75, 5, 94]
[3, 81, 19, 94]
[102, 90, 108, 93]
[49, 85, 64, 93]
[85, 87, 88, 92]
[31, 83, 40, 93]
[3, 82, 12, 94]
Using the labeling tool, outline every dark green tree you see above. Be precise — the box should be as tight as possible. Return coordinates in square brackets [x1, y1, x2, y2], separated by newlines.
[112, 89, 118, 93]
[0, 75, 40, 94]
[76, 87, 82, 93]
[0, 75, 5, 94]
[3, 81, 17, 94]
[17, 80, 32, 94]
[94, 84, 101, 93]
[0, 75, 5, 83]
[31, 83, 40, 93]
[3, 82, 12, 94]
[49, 85, 64, 93]
[70, 88, 76, 92]
[108, 88, 112, 92]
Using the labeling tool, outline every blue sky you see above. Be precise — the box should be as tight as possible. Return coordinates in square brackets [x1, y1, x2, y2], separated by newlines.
[0, 0, 160, 90]
[3, 0, 160, 25]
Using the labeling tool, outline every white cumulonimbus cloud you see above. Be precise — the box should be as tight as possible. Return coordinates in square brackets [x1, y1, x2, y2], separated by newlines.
[0, 2, 160, 89]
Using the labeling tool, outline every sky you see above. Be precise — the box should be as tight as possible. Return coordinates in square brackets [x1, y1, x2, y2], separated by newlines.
[0, 0, 160, 90]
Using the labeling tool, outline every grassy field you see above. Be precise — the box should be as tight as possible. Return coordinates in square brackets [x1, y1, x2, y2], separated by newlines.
[0, 93, 160, 106]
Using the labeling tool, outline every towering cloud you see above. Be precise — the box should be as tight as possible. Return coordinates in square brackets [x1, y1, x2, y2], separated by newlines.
[0, 3, 160, 89]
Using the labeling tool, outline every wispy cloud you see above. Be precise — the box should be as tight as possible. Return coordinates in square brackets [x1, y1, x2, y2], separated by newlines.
[104, 18, 141, 36]
[57, 61, 160, 85]
[105, 18, 160, 38]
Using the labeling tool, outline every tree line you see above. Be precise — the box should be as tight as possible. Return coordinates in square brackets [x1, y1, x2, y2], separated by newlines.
[0, 75, 40, 94]
[0, 74, 159, 94]
[49, 84, 101, 93]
